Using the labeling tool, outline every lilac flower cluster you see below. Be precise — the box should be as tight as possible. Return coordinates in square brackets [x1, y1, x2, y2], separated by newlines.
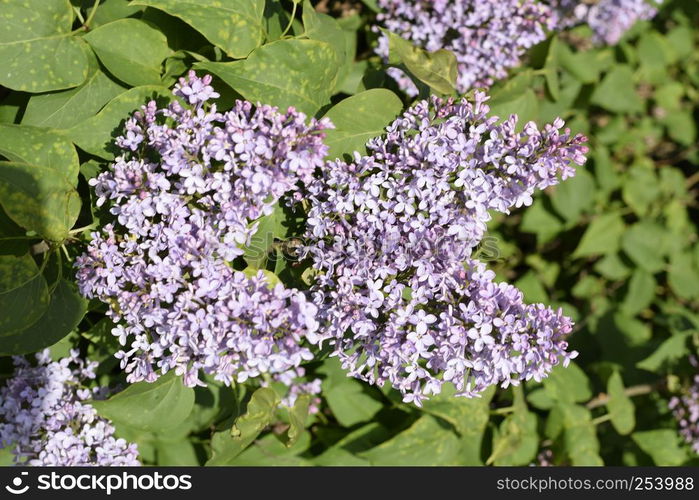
[552, 0, 661, 45]
[76, 72, 330, 387]
[669, 373, 699, 455]
[374, 0, 553, 95]
[304, 93, 587, 405]
[0, 350, 140, 466]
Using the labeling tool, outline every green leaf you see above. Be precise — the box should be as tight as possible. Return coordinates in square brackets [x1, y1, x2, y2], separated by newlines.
[91, 371, 195, 433]
[197, 39, 339, 116]
[155, 439, 199, 466]
[664, 110, 697, 146]
[550, 167, 596, 223]
[0, 254, 49, 336]
[322, 89, 403, 160]
[302, 0, 346, 79]
[243, 203, 287, 269]
[21, 48, 125, 130]
[0, 124, 79, 185]
[520, 199, 564, 244]
[358, 415, 461, 465]
[668, 252, 699, 300]
[488, 89, 539, 129]
[207, 387, 279, 465]
[132, 0, 265, 59]
[606, 371, 635, 435]
[543, 37, 560, 101]
[542, 362, 592, 404]
[0, 0, 89, 92]
[0, 279, 87, 355]
[622, 167, 659, 217]
[285, 394, 310, 448]
[85, 18, 172, 87]
[636, 332, 691, 373]
[590, 65, 643, 114]
[421, 386, 494, 465]
[632, 430, 688, 466]
[557, 44, 605, 84]
[573, 213, 625, 258]
[68, 85, 171, 159]
[562, 405, 604, 466]
[385, 30, 457, 95]
[92, 0, 145, 28]
[594, 253, 632, 281]
[620, 269, 656, 316]
[325, 378, 383, 427]
[621, 222, 667, 273]
[0, 161, 80, 241]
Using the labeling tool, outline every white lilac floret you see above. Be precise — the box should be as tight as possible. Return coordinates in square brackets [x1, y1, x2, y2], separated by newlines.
[375, 0, 553, 95]
[304, 92, 588, 405]
[76, 72, 330, 387]
[0, 350, 140, 466]
[669, 371, 699, 455]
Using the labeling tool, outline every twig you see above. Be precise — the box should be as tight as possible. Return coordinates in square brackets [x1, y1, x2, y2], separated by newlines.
[585, 382, 660, 410]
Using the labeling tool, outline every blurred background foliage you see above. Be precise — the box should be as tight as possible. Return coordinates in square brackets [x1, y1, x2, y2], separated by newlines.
[0, 0, 697, 466]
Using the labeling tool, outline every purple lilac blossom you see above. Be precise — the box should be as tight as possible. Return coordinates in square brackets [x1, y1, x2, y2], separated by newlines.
[268, 368, 323, 414]
[0, 350, 140, 466]
[374, 0, 553, 95]
[669, 372, 699, 455]
[551, 0, 661, 45]
[304, 92, 587, 405]
[76, 72, 330, 387]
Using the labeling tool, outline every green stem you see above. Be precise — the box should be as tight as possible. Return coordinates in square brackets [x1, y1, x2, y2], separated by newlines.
[585, 383, 659, 410]
[591, 414, 612, 426]
[280, 2, 298, 38]
[491, 406, 515, 415]
[84, 0, 102, 30]
[71, 0, 101, 33]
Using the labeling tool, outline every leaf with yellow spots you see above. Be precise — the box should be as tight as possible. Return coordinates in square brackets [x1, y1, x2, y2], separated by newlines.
[131, 0, 265, 59]
[85, 18, 172, 87]
[0, 124, 79, 185]
[0, 161, 81, 242]
[68, 85, 171, 159]
[0, 0, 89, 92]
[21, 46, 126, 130]
[197, 39, 340, 116]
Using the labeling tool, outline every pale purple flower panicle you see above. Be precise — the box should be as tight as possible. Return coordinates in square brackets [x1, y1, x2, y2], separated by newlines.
[669, 367, 699, 455]
[75, 72, 331, 387]
[551, 0, 662, 45]
[0, 350, 140, 466]
[304, 93, 587, 405]
[375, 0, 553, 94]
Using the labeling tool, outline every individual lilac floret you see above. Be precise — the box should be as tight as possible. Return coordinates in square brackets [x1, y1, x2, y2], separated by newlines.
[375, 0, 553, 94]
[76, 72, 330, 387]
[304, 93, 587, 405]
[551, 0, 661, 45]
[669, 371, 699, 455]
[0, 350, 140, 466]
[269, 368, 323, 414]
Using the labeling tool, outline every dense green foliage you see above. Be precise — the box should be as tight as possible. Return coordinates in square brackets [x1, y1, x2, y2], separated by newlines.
[0, 0, 698, 466]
